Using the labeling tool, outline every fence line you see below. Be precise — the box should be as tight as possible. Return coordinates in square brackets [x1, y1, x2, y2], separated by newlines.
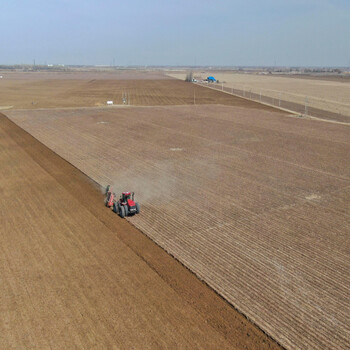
[196, 82, 349, 123]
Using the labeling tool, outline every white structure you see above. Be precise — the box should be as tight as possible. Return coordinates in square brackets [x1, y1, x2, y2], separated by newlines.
[106, 101, 113, 105]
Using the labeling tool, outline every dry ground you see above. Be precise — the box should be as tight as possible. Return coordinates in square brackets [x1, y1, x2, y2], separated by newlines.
[7, 105, 350, 350]
[0, 71, 277, 110]
[0, 113, 281, 350]
[0, 70, 170, 81]
[168, 72, 350, 118]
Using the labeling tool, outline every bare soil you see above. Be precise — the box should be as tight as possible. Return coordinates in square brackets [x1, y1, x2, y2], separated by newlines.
[201, 82, 350, 123]
[273, 74, 350, 83]
[0, 112, 281, 349]
[0, 72, 278, 110]
[7, 105, 350, 350]
[0, 70, 170, 80]
[168, 72, 350, 118]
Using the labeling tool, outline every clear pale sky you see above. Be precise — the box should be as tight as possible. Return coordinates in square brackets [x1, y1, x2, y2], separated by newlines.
[1, 0, 349, 66]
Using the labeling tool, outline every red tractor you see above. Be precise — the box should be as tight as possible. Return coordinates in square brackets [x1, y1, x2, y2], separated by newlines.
[105, 185, 140, 218]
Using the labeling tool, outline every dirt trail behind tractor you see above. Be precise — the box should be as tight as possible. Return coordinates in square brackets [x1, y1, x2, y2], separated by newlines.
[105, 185, 140, 218]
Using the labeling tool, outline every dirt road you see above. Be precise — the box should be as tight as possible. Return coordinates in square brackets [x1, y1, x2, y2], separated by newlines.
[0, 113, 280, 349]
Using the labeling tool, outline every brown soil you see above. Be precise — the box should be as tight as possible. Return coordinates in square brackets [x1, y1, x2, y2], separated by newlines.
[204, 82, 350, 123]
[274, 73, 350, 83]
[7, 105, 350, 350]
[0, 70, 170, 81]
[169, 71, 350, 119]
[0, 112, 281, 349]
[0, 72, 279, 111]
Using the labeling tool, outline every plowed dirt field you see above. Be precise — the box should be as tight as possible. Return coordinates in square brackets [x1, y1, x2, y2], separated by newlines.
[7, 105, 350, 350]
[168, 72, 350, 119]
[0, 113, 281, 349]
[0, 72, 276, 110]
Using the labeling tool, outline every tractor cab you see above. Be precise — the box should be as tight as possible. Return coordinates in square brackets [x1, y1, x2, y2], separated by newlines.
[121, 192, 134, 203]
[119, 191, 138, 217]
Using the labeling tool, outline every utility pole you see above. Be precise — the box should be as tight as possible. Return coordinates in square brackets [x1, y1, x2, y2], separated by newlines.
[305, 97, 308, 116]
[193, 87, 196, 105]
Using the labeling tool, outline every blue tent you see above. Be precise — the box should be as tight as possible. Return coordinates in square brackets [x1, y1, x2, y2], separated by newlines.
[207, 76, 216, 82]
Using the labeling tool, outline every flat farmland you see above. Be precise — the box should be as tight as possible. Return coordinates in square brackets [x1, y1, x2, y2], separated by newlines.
[7, 105, 350, 350]
[0, 70, 170, 80]
[169, 72, 350, 119]
[0, 71, 274, 110]
[0, 113, 283, 349]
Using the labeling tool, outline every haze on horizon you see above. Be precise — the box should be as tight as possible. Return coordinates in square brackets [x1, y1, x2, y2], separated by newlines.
[1, 0, 349, 67]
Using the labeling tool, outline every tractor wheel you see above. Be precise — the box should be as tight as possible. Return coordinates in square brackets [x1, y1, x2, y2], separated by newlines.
[124, 205, 129, 217]
[119, 206, 125, 218]
[112, 203, 118, 214]
[136, 202, 140, 214]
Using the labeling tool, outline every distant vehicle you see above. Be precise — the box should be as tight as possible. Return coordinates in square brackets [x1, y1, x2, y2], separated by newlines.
[207, 76, 217, 83]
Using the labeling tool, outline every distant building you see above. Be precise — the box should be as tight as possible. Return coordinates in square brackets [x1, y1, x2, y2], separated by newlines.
[207, 76, 216, 83]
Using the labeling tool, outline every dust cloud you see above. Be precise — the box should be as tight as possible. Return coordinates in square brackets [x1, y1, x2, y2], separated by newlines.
[105, 160, 180, 205]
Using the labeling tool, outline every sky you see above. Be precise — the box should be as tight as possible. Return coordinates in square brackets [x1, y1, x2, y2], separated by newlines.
[1, 0, 350, 67]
